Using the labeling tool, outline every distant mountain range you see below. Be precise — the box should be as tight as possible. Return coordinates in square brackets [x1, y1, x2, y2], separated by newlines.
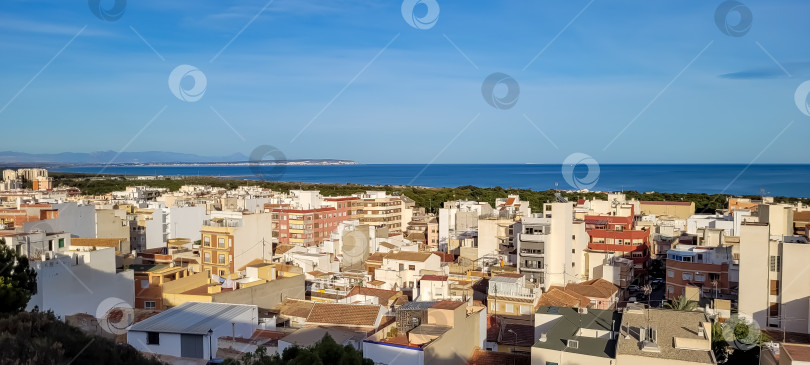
[0, 151, 355, 166]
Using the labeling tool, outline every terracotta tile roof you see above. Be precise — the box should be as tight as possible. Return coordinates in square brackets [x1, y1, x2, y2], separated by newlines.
[367, 280, 386, 287]
[306, 303, 382, 327]
[565, 278, 619, 298]
[346, 286, 399, 304]
[420, 275, 448, 282]
[431, 251, 455, 263]
[537, 287, 589, 308]
[366, 253, 386, 263]
[394, 296, 409, 306]
[431, 300, 465, 310]
[274, 244, 297, 255]
[468, 349, 531, 365]
[385, 251, 435, 262]
[380, 242, 397, 249]
[279, 299, 315, 318]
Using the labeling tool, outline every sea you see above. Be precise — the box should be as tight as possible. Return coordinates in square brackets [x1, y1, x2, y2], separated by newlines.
[51, 164, 810, 198]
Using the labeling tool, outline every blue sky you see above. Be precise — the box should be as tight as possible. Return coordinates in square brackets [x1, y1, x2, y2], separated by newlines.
[1, 0, 809, 164]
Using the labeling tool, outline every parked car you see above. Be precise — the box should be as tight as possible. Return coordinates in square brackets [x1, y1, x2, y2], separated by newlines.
[628, 285, 640, 292]
[628, 296, 638, 303]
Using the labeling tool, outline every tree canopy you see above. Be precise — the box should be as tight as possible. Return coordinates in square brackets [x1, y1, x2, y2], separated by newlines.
[0, 240, 37, 315]
[225, 333, 373, 365]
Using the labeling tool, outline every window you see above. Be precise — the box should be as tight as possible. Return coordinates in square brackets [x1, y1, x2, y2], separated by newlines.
[770, 256, 781, 272]
[144, 301, 156, 310]
[520, 305, 531, 315]
[695, 274, 706, 282]
[204, 237, 210, 246]
[141, 280, 150, 289]
[218, 254, 226, 264]
[709, 273, 720, 281]
[682, 273, 692, 281]
[58, 238, 64, 248]
[769, 302, 779, 317]
[668, 286, 674, 293]
[505, 303, 514, 312]
[218, 238, 225, 248]
[147, 332, 160, 345]
[399, 264, 405, 271]
[770, 280, 779, 296]
[409, 265, 416, 271]
[229, 238, 233, 247]
[204, 252, 211, 263]
[667, 270, 674, 278]
[219, 270, 226, 276]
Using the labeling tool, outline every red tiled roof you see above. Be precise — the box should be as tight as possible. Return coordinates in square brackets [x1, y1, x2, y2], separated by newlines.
[431, 251, 455, 263]
[306, 303, 382, 327]
[420, 275, 448, 282]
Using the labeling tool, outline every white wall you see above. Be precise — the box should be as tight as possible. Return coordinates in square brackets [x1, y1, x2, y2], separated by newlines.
[25, 202, 96, 238]
[363, 341, 425, 365]
[26, 248, 135, 320]
[168, 206, 208, 241]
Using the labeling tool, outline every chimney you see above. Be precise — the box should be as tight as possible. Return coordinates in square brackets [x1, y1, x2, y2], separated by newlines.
[539, 332, 548, 342]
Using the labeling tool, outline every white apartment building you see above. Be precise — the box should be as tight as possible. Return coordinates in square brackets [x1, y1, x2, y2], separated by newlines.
[438, 200, 492, 252]
[739, 222, 810, 333]
[26, 246, 135, 320]
[515, 202, 588, 291]
[375, 251, 442, 292]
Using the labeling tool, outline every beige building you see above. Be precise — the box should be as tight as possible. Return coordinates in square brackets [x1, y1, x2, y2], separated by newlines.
[639, 201, 696, 220]
[739, 222, 810, 333]
[352, 191, 413, 236]
[200, 213, 273, 277]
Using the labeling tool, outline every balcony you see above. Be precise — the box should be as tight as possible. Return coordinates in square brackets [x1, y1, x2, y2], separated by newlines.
[520, 267, 543, 273]
[520, 233, 547, 243]
[519, 249, 543, 258]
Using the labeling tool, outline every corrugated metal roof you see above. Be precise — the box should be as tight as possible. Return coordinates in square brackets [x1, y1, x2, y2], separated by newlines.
[129, 302, 257, 335]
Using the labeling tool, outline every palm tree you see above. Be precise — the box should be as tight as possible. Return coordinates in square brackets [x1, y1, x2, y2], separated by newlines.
[663, 295, 699, 311]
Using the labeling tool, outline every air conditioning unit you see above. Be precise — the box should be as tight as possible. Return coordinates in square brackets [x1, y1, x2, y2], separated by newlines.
[566, 339, 579, 349]
[578, 307, 588, 314]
